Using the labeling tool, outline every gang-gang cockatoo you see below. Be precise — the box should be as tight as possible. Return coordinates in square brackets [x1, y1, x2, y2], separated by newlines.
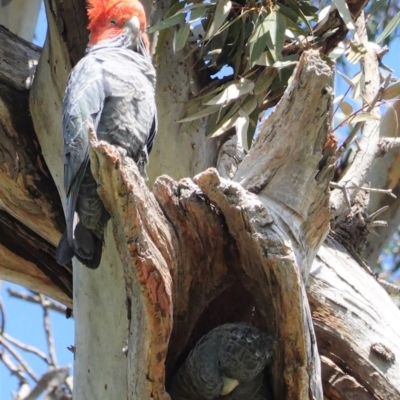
[56, 0, 157, 269]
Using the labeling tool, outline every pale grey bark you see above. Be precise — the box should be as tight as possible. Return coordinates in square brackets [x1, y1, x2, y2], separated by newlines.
[146, 0, 221, 184]
[309, 237, 400, 398]
[363, 100, 400, 268]
[330, 13, 381, 219]
[0, 0, 41, 42]
[67, 49, 334, 400]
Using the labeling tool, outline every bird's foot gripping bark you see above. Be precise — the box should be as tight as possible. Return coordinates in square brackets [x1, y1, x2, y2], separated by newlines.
[73, 222, 103, 269]
[56, 222, 103, 269]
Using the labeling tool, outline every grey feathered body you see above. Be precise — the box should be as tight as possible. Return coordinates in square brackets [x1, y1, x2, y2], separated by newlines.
[170, 323, 274, 400]
[56, 37, 157, 269]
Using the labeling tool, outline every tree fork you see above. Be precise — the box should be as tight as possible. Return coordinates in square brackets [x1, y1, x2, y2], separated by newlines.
[75, 50, 333, 399]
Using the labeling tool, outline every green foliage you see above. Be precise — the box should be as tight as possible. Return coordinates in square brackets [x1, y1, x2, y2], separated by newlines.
[149, 0, 400, 141]
[364, 0, 400, 45]
[150, 0, 323, 138]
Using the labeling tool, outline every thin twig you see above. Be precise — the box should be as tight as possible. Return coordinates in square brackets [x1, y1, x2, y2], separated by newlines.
[0, 350, 27, 384]
[379, 137, 400, 149]
[329, 182, 352, 210]
[368, 220, 388, 228]
[7, 289, 67, 315]
[335, 75, 391, 159]
[368, 205, 389, 220]
[330, 12, 383, 218]
[378, 279, 400, 296]
[3, 333, 49, 364]
[23, 367, 70, 400]
[0, 336, 38, 382]
[39, 294, 58, 367]
[345, 185, 397, 198]
[0, 292, 5, 335]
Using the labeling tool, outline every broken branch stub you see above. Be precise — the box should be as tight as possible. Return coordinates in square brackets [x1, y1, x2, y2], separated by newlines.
[234, 50, 335, 279]
[0, 25, 71, 305]
[88, 133, 324, 398]
[88, 132, 174, 400]
[83, 50, 336, 400]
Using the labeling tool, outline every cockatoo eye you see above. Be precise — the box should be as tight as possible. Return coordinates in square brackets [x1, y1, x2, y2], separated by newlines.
[110, 20, 117, 26]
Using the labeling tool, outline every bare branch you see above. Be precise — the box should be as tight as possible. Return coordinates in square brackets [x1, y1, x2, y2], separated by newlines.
[331, 12, 383, 218]
[23, 367, 70, 400]
[0, 336, 38, 382]
[14, 383, 31, 400]
[0, 349, 28, 385]
[3, 333, 49, 364]
[39, 295, 58, 368]
[0, 289, 5, 335]
[368, 206, 389, 220]
[7, 289, 67, 315]
[378, 279, 400, 296]
[379, 137, 400, 152]
[331, 182, 397, 199]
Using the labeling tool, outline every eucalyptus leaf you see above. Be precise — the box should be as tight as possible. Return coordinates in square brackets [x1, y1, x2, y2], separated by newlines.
[336, 70, 354, 88]
[178, 104, 221, 123]
[350, 112, 379, 124]
[368, 0, 388, 16]
[247, 107, 260, 149]
[345, 42, 367, 64]
[254, 51, 275, 67]
[204, 0, 232, 41]
[339, 101, 353, 116]
[148, 13, 185, 33]
[376, 11, 400, 43]
[329, 42, 345, 60]
[205, 79, 255, 105]
[318, 5, 334, 24]
[248, 13, 276, 67]
[332, 0, 357, 38]
[237, 109, 250, 152]
[189, 6, 210, 24]
[284, 0, 313, 32]
[351, 71, 364, 99]
[380, 105, 399, 138]
[382, 82, 400, 100]
[250, 39, 271, 68]
[177, 2, 216, 17]
[232, 18, 246, 76]
[277, 3, 301, 24]
[209, 96, 258, 137]
[254, 69, 277, 95]
[249, 12, 274, 43]
[174, 23, 191, 52]
[207, 96, 246, 136]
[269, 11, 286, 60]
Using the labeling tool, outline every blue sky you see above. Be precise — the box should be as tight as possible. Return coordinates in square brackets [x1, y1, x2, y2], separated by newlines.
[1, 1, 400, 398]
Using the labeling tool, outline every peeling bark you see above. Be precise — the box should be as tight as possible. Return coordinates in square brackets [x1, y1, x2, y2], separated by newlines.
[74, 50, 335, 399]
[309, 237, 400, 399]
[0, 25, 69, 302]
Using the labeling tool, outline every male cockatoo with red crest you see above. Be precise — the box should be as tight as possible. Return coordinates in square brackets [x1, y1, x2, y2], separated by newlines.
[56, 0, 157, 269]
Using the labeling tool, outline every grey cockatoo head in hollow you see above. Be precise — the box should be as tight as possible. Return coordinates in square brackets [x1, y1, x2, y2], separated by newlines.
[56, 0, 157, 269]
[170, 323, 275, 400]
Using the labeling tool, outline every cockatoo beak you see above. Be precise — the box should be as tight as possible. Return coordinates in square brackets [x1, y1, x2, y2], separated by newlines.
[220, 376, 240, 395]
[125, 15, 141, 36]
[124, 15, 148, 54]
